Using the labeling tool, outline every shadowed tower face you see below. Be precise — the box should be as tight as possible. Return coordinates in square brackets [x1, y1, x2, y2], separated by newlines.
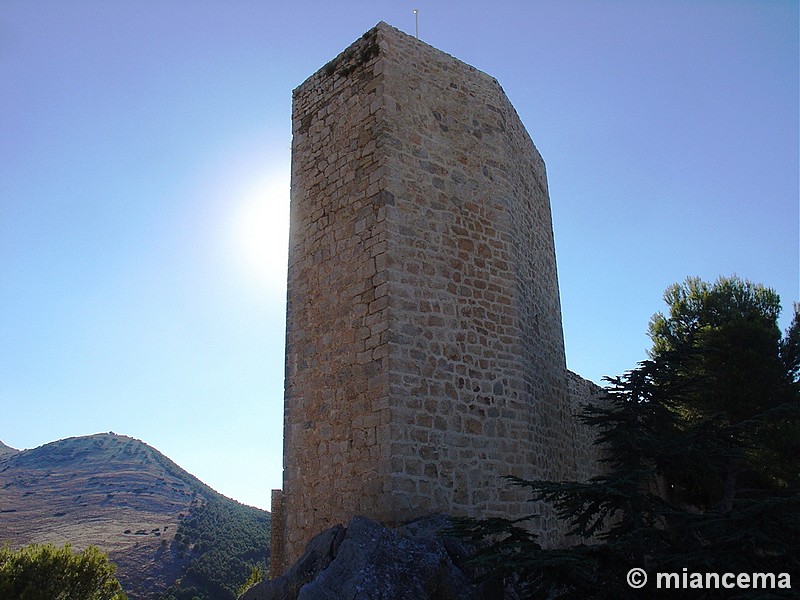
[274, 22, 579, 574]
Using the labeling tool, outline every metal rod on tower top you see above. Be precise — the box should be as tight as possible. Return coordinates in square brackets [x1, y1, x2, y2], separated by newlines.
[413, 9, 419, 38]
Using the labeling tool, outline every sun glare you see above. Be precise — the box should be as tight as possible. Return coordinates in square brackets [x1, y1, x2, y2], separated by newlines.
[229, 172, 290, 294]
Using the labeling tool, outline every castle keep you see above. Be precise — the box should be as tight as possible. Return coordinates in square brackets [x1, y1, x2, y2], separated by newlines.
[272, 23, 599, 574]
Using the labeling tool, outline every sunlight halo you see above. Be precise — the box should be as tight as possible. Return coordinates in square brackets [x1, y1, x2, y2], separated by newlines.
[227, 170, 290, 296]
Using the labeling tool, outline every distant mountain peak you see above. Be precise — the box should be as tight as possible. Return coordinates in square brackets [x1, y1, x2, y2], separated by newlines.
[0, 433, 269, 599]
[0, 440, 18, 455]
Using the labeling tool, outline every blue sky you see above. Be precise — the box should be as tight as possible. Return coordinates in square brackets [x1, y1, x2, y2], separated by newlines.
[1, 1, 797, 510]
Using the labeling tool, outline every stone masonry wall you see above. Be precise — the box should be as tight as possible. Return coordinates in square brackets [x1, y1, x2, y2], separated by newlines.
[565, 370, 604, 483]
[276, 23, 602, 575]
[377, 25, 570, 529]
[281, 26, 391, 573]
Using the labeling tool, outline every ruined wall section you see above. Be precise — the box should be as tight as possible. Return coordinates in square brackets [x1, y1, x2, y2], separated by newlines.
[282, 27, 392, 569]
[565, 370, 605, 482]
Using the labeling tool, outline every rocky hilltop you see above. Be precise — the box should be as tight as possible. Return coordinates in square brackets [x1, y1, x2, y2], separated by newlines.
[0, 440, 18, 457]
[0, 433, 269, 599]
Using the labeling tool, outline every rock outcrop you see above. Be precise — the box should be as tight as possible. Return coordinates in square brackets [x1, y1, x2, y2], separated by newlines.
[241, 515, 492, 600]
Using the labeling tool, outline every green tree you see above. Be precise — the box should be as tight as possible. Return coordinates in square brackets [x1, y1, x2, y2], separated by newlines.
[159, 497, 270, 600]
[648, 277, 799, 506]
[237, 565, 263, 597]
[0, 543, 127, 600]
[454, 276, 800, 599]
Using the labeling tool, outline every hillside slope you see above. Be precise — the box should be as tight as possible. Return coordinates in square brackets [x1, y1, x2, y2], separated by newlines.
[0, 441, 17, 457]
[0, 433, 269, 599]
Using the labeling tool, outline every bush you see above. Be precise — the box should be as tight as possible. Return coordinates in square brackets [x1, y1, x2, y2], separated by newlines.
[0, 543, 127, 600]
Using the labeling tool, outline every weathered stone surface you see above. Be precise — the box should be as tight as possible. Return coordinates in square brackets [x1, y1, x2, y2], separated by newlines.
[242, 515, 487, 600]
[274, 21, 604, 575]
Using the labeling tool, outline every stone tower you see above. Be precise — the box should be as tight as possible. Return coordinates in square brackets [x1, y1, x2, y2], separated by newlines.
[272, 22, 599, 574]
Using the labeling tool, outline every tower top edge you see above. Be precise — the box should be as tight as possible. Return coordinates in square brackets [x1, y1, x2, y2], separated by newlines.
[292, 20, 503, 98]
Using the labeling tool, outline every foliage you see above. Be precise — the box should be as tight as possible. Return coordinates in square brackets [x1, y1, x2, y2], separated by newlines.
[0, 543, 127, 600]
[648, 277, 799, 498]
[453, 276, 800, 599]
[237, 565, 263, 597]
[160, 496, 270, 600]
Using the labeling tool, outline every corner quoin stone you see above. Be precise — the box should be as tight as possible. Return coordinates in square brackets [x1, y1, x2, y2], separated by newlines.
[271, 22, 601, 575]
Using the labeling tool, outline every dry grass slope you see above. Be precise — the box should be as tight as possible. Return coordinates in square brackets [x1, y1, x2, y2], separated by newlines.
[0, 433, 247, 599]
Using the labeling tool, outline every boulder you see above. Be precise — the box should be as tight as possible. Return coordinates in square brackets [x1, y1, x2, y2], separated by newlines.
[240, 515, 491, 599]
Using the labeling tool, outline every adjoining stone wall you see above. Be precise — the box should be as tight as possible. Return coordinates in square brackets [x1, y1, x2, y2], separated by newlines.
[268, 490, 285, 580]
[276, 22, 602, 574]
[565, 370, 605, 483]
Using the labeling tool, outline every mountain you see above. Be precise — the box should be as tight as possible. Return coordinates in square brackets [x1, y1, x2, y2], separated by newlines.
[0, 440, 18, 457]
[0, 433, 269, 600]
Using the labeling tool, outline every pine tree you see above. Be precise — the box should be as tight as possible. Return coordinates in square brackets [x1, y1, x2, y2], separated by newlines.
[453, 277, 800, 599]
